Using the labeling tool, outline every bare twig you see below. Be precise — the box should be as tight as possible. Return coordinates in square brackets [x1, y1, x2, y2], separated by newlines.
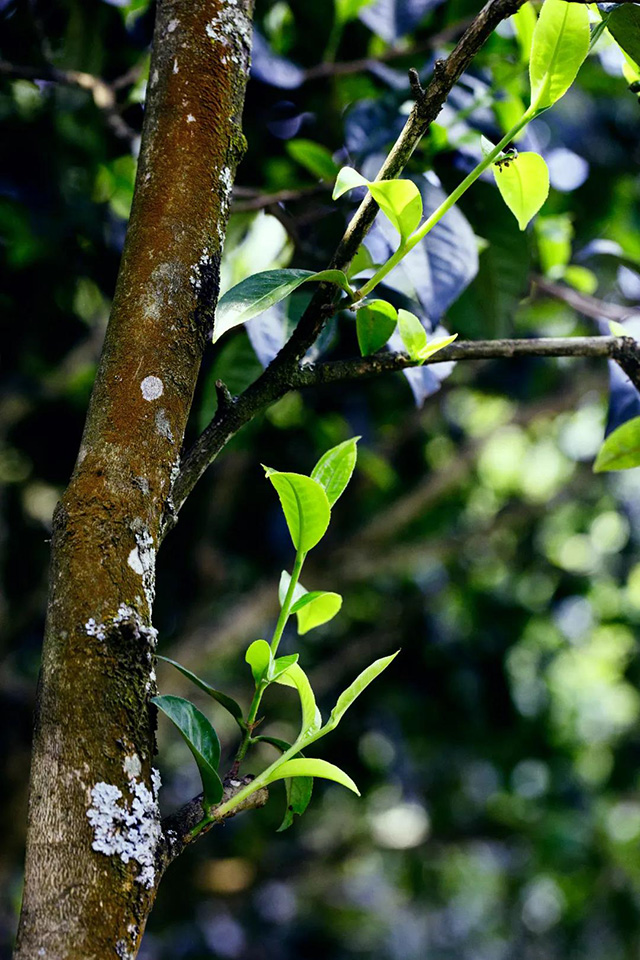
[231, 184, 330, 212]
[160, 776, 269, 869]
[534, 276, 640, 323]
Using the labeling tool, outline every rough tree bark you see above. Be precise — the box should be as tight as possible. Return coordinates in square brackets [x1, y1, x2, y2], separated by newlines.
[14, 2, 255, 957]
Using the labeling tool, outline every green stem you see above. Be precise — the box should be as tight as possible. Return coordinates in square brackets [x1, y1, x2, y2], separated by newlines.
[357, 110, 536, 301]
[270, 549, 305, 656]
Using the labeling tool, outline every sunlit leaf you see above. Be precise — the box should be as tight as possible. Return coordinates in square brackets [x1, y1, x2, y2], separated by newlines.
[513, 1, 537, 62]
[310, 437, 360, 506]
[264, 758, 360, 795]
[529, 0, 590, 111]
[264, 469, 331, 552]
[151, 695, 223, 809]
[245, 639, 272, 684]
[397, 308, 428, 359]
[333, 165, 369, 199]
[269, 653, 299, 681]
[275, 662, 322, 735]
[214, 269, 351, 341]
[290, 590, 343, 634]
[594, 416, 640, 472]
[356, 300, 398, 355]
[492, 152, 549, 230]
[278, 569, 308, 606]
[367, 179, 423, 242]
[156, 656, 245, 728]
[326, 652, 399, 730]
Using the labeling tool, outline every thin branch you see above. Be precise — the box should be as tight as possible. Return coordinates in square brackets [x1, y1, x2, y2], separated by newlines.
[166, 0, 529, 530]
[0, 60, 137, 142]
[231, 184, 330, 212]
[534, 276, 640, 323]
[289, 336, 640, 389]
[160, 775, 269, 869]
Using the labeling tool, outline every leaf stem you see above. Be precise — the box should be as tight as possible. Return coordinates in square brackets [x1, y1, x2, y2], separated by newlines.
[356, 110, 535, 301]
[271, 549, 306, 656]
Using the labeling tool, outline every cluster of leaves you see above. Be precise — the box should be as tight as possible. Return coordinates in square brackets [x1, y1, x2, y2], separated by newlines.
[153, 439, 398, 829]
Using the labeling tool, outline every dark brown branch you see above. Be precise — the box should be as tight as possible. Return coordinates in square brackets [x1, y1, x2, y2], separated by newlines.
[290, 336, 640, 389]
[231, 183, 330, 212]
[167, 0, 529, 528]
[160, 776, 269, 869]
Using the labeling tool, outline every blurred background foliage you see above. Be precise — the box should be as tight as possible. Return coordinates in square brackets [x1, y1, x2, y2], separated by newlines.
[3, 0, 640, 958]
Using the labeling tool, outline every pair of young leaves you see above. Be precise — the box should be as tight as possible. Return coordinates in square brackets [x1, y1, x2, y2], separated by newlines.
[153, 438, 398, 828]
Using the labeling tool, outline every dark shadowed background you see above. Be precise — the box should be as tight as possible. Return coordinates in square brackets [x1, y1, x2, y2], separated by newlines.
[3, 0, 640, 957]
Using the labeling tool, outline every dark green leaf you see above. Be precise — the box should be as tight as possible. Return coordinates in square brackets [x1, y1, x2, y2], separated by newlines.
[156, 656, 245, 728]
[286, 139, 339, 181]
[277, 775, 313, 831]
[151, 695, 223, 809]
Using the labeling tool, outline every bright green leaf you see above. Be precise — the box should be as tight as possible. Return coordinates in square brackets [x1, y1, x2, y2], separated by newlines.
[151, 695, 223, 809]
[562, 264, 597, 295]
[245, 639, 272, 684]
[311, 437, 360, 506]
[419, 332, 458, 361]
[214, 269, 351, 342]
[278, 774, 313, 832]
[275, 662, 322, 736]
[367, 179, 423, 243]
[513, 1, 537, 62]
[269, 653, 299, 681]
[333, 166, 369, 199]
[529, 0, 590, 111]
[290, 590, 343, 634]
[264, 470, 331, 552]
[594, 417, 640, 472]
[397, 309, 428, 360]
[356, 300, 398, 356]
[609, 320, 627, 338]
[326, 651, 399, 731]
[156, 656, 245, 728]
[492, 152, 549, 230]
[286, 139, 339, 181]
[264, 758, 360, 796]
[335, 0, 373, 24]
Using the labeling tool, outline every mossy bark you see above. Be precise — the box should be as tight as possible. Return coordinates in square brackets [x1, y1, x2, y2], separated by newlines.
[13, 2, 254, 957]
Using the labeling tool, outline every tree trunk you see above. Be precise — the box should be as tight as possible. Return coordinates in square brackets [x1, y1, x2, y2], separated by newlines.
[14, 2, 254, 957]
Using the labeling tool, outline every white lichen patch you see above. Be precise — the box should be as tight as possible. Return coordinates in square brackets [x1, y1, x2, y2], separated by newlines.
[155, 408, 174, 443]
[87, 778, 162, 889]
[173, 59, 179, 74]
[123, 754, 142, 779]
[167, 17, 179, 32]
[85, 617, 106, 641]
[151, 68, 159, 86]
[205, 3, 252, 69]
[186, 114, 196, 123]
[113, 603, 158, 648]
[140, 376, 164, 401]
[189, 249, 213, 292]
[127, 526, 156, 613]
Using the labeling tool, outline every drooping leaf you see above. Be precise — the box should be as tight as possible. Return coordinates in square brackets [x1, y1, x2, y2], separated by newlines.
[356, 300, 398, 355]
[268, 653, 300, 681]
[245, 639, 272, 684]
[333, 166, 369, 199]
[277, 774, 314, 832]
[367, 179, 423, 243]
[594, 416, 640, 472]
[264, 470, 331, 552]
[275, 662, 322, 736]
[310, 437, 360, 506]
[156, 656, 245, 728]
[214, 269, 351, 342]
[326, 652, 399, 731]
[492, 152, 549, 231]
[604, 3, 640, 71]
[290, 591, 343, 634]
[264, 758, 360, 795]
[286, 139, 340, 181]
[151, 695, 223, 809]
[529, 0, 590, 111]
